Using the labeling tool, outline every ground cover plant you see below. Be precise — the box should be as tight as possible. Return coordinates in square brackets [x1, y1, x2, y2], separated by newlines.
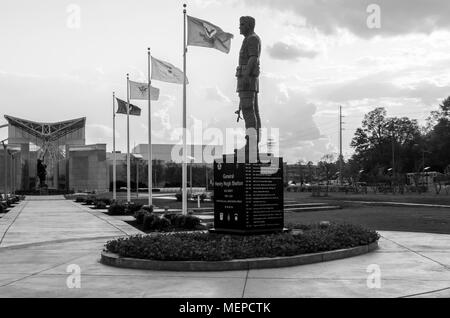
[105, 223, 379, 261]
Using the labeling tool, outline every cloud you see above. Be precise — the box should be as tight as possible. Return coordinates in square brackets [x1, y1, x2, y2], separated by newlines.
[258, 79, 323, 161]
[204, 86, 232, 103]
[243, 0, 450, 38]
[267, 42, 319, 60]
[86, 124, 115, 144]
[314, 72, 450, 105]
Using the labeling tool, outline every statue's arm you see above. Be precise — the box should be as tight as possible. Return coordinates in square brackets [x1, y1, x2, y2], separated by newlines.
[244, 56, 258, 77]
[243, 37, 260, 77]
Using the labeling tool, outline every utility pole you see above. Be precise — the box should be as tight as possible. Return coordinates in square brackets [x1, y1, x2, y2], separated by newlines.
[339, 106, 344, 185]
[392, 139, 395, 180]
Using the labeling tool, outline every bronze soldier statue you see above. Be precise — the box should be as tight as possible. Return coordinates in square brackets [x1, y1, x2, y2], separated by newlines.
[37, 159, 47, 188]
[235, 16, 261, 162]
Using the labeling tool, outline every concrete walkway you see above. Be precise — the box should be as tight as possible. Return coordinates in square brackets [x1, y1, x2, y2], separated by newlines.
[0, 196, 141, 248]
[1, 197, 450, 297]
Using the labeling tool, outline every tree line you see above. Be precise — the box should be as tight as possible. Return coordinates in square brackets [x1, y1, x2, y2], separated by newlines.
[318, 96, 450, 185]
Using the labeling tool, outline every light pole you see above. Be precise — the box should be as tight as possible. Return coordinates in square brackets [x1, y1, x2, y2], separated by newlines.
[1, 139, 8, 195]
[414, 144, 431, 186]
[8, 150, 17, 195]
[132, 154, 143, 198]
[205, 164, 208, 191]
[1, 123, 8, 195]
[187, 155, 195, 196]
[391, 138, 395, 183]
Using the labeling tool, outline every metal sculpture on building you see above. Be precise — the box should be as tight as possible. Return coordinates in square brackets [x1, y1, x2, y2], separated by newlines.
[3, 115, 86, 190]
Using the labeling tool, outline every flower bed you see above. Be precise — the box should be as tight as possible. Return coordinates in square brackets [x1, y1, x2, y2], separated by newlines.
[104, 223, 379, 262]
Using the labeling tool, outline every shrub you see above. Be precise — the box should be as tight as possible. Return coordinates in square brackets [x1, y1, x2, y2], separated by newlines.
[75, 196, 85, 203]
[162, 213, 178, 224]
[105, 223, 380, 261]
[158, 213, 202, 230]
[125, 203, 143, 215]
[175, 215, 200, 230]
[142, 213, 173, 232]
[98, 198, 111, 205]
[142, 213, 159, 230]
[94, 201, 107, 209]
[141, 205, 154, 213]
[152, 217, 172, 232]
[108, 202, 126, 215]
[134, 209, 148, 225]
[84, 197, 96, 205]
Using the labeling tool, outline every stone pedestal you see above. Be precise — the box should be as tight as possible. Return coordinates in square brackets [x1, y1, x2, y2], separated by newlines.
[211, 155, 284, 235]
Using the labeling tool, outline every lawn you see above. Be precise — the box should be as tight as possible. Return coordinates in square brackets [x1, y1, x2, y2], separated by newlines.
[285, 205, 450, 235]
[284, 191, 450, 234]
[86, 190, 450, 234]
[93, 192, 213, 210]
[285, 190, 450, 206]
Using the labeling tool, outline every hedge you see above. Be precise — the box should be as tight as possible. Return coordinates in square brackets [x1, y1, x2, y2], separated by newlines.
[133, 210, 203, 232]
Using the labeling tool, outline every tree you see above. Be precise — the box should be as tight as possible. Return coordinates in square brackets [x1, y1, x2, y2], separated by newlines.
[424, 97, 450, 171]
[318, 154, 337, 186]
[350, 107, 422, 181]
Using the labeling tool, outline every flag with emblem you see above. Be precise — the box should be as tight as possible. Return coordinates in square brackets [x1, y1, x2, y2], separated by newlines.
[151, 57, 187, 84]
[187, 15, 233, 54]
[129, 80, 160, 101]
[116, 97, 141, 116]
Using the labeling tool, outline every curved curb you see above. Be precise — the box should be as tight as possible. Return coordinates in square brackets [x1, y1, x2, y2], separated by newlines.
[100, 241, 378, 271]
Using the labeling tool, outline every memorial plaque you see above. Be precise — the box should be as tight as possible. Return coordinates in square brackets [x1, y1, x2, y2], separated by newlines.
[212, 156, 284, 234]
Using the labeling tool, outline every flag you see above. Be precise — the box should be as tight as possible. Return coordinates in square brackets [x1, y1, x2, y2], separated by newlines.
[187, 15, 233, 54]
[151, 57, 188, 84]
[116, 97, 141, 116]
[129, 80, 160, 101]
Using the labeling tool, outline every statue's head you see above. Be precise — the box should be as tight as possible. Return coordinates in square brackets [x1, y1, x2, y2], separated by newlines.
[239, 16, 255, 36]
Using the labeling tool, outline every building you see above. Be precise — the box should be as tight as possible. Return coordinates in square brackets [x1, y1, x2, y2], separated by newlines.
[105, 144, 223, 188]
[283, 162, 319, 185]
[0, 115, 109, 193]
[406, 171, 442, 187]
[131, 143, 223, 164]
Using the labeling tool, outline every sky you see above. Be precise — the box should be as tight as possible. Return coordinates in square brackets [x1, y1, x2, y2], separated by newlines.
[1, 0, 450, 163]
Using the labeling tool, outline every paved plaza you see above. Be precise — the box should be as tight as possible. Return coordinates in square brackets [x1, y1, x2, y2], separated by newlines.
[1, 196, 450, 297]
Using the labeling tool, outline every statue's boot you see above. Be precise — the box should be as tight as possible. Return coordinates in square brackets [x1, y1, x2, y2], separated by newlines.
[246, 129, 259, 164]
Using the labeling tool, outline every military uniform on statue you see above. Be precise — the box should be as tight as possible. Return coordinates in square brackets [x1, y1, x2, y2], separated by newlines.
[235, 16, 261, 163]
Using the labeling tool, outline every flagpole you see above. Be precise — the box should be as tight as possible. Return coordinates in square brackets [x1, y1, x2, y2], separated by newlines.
[147, 47, 153, 207]
[126, 73, 131, 203]
[112, 91, 117, 201]
[182, 3, 188, 215]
